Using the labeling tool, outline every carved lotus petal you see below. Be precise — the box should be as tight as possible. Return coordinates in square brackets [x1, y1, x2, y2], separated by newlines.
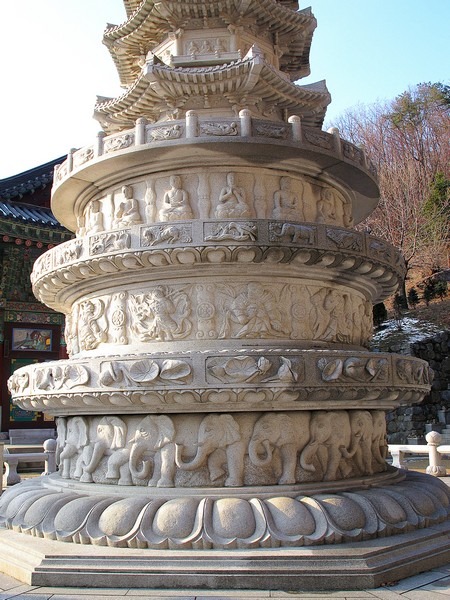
[172, 392, 197, 404]
[208, 391, 234, 403]
[160, 360, 191, 381]
[343, 357, 364, 379]
[223, 356, 260, 381]
[66, 365, 90, 387]
[366, 358, 388, 379]
[109, 393, 132, 406]
[97, 260, 118, 273]
[318, 358, 343, 381]
[128, 360, 159, 382]
[257, 357, 271, 374]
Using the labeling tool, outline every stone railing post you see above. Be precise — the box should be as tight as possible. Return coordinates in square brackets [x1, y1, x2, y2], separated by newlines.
[95, 131, 106, 157]
[135, 117, 148, 145]
[43, 438, 57, 475]
[288, 115, 302, 142]
[3, 449, 21, 486]
[425, 431, 447, 476]
[327, 126, 341, 155]
[239, 109, 252, 137]
[186, 111, 198, 138]
[67, 148, 76, 173]
[389, 447, 407, 469]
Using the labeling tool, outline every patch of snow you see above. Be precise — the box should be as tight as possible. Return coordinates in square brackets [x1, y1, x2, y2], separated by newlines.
[371, 316, 442, 354]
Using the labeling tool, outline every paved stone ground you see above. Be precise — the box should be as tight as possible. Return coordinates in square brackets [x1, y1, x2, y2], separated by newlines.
[0, 566, 449, 600]
[1, 477, 449, 600]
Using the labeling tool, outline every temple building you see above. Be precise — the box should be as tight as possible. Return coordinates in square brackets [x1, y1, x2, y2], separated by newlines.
[0, 157, 71, 433]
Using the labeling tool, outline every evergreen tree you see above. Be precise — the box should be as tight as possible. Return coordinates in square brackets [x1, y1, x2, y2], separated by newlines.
[407, 287, 419, 308]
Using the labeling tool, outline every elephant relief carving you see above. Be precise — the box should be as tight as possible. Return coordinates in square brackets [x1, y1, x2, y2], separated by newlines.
[340, 411, 374, 475]
[175, 414, 252, 487]
[248, 412, 310, 485]
[299, 411, 352, 481]
[58, 416, 89, 479]
[81, 417, 132, 485]
[129, 415, 176, 487]
[371, 410, 388, 472]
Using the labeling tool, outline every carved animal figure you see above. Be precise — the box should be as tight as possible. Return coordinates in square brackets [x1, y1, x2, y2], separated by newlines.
[143, 225, 183, 246]
[248, 412, 310, 484]
[299, 410, 352, 481]
[270, 222, 315, 245]
[129, 415, 176, 487]
[175, 414, 253, 487]
[58, 416, 89, 479]
[81, 416, 131, 485]
[340, 410, 374, 475]
[371, 410, 388, 472]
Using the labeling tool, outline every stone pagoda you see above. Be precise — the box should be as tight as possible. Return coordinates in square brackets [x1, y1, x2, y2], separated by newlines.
[1, 0, 449, 591]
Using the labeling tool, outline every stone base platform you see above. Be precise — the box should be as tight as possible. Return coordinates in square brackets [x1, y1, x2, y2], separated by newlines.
[0, 471, 449, 590]
[0, 521, 449, 591]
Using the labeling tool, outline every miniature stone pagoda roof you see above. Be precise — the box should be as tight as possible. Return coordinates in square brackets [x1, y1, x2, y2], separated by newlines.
[95, 51, 330, 134]
[104, 0, 313, 87]
[96, 0, 328, 133]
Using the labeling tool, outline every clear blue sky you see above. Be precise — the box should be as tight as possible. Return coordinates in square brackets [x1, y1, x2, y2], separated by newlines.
[0, 0, 448, 178]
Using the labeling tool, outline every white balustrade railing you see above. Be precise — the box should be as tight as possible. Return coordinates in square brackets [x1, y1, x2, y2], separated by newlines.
[1, 438, 57, 490]
[53, 112, 376, 188]
[388, 431, 449, 477]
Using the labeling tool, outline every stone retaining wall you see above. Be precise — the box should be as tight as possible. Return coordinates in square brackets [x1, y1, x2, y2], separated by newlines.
[387, 330, 450, 443]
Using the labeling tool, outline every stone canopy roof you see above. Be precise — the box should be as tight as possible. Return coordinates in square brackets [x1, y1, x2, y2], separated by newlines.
[104, 0, 314, 88]
[95, 50, 330, 133]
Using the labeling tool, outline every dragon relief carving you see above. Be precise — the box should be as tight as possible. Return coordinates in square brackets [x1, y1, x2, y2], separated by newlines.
[90, 231, 131, 255]
[204, 221, 257, 241]
[142, 224, 193, 246]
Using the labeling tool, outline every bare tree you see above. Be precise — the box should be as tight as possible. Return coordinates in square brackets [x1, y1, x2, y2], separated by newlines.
[332, 83, 450, 301]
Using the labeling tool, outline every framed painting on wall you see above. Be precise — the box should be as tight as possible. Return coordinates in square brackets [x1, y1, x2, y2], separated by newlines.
[12, 328, 53, 352]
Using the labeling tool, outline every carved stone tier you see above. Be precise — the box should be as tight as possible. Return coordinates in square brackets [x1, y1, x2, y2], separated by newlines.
[1, 471, 449, 550]
[1, 0, 447, 591]
[32, 221, 404, 315]
[51, 116, 378, 231]
[9, 352, 432, 415]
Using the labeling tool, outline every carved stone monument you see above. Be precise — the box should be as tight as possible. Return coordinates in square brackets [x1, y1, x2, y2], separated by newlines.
[1, 0, 449, 590]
